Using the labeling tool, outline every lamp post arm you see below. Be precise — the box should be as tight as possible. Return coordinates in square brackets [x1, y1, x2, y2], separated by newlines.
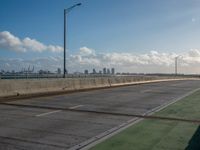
[65, 3, 82, 14]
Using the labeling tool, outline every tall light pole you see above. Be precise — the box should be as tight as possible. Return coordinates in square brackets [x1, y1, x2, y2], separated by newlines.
[63, 3, 82, 78]
[175, 56, 178, 75]
[175, 55, 182, 75]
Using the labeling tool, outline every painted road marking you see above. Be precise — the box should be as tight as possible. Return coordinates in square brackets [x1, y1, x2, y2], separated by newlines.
[36, 110, 62, 117]
[141, 89, 152, 93]
[69, 105, 84, 109]
[141, 89, 162, 93]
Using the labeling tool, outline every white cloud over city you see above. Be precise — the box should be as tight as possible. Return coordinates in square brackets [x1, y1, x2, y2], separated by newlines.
[0, 31, 200, 74]
[0, 46, 200, 74]
[0, 31, 63, 52]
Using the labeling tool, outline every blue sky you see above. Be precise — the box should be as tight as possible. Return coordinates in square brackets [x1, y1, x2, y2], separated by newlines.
[0, 0, 200, 73]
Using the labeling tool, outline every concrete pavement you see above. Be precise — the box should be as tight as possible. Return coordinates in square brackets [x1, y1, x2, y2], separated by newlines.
[0, 80, 199, 150]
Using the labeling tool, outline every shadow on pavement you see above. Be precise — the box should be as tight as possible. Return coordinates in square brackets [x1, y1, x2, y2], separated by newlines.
[185, 126, 200, 150]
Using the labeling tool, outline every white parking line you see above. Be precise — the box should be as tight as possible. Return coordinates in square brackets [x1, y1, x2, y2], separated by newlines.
[36, 110, 62, 117]
[69, 105, 84, 109]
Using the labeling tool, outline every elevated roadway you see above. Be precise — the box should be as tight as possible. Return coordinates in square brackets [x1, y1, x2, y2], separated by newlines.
[0, 80, 199, 150]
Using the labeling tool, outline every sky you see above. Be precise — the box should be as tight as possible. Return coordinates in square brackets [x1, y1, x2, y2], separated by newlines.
[0, 0, 200, 74]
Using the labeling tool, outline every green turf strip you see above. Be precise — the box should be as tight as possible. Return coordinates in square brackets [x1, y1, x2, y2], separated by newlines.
[90, 90, 200, 150]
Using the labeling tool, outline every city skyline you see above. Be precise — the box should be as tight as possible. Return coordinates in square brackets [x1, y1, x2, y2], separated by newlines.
[0, 66, 116, 75]
[0, 0, 200, 74]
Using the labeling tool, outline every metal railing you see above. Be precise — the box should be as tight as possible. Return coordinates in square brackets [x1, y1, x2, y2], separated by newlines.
[0, 73, 116, 79]
[0, 73, 199, 80]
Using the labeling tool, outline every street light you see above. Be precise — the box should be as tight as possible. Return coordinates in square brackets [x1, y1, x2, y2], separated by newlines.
[63, 3, 82, 78]
[175, 55, 182, 75]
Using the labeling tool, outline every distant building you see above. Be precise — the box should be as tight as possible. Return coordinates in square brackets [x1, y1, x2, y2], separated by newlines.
[12, 70, 15, 74]
[84, 70, 89, 74]
[107, 68, 110, 74]
[1, 70, 5, 74]
[93, 69, 96, 74]
[38, 70, 52, 74]
[111, 68, 115, 75]
[99, 71, 102, 74]
[39, 70, 45, 74]
[103, 68, 107, 74]
[57, 68, 61, 74]
[74, 71, 82, 75]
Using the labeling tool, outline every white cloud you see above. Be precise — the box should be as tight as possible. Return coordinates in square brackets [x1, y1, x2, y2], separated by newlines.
[0, 31, 25, 52]
[66, 48, 200, 74]
[22, 37, 47, 52]
[79, 47, 95, 56]
[188, 49, 200, 57]
[0, 31, 63, 53]
[0, 46, 200, 74]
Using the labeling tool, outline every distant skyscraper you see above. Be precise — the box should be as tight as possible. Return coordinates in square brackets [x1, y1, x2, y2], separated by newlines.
[93, 69, 96, 74]
[103, 68, 106, 74]
[57, 68, 61, 74]
[111, 68, 115, 74]
[84, 70, 89, 74]
[107, 68, 110, 74]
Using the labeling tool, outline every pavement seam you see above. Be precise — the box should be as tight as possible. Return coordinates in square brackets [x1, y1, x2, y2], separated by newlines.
[1, 97, 200, 124]
[1, 102, 200, 124]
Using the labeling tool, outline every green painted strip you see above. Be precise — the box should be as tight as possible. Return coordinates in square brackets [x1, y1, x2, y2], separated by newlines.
[90, 90, 200, 150]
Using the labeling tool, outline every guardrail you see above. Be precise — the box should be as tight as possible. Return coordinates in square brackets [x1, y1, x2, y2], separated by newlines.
[0, 74, 116, 79]
[0, 74, 199, 80]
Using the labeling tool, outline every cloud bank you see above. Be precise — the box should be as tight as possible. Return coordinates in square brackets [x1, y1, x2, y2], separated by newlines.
[0, 31, 63, 52]
[0, 31, 200, 74]
[1, 47, 200, 74]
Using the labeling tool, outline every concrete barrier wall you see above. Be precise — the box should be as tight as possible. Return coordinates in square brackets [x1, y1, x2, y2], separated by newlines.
[0, 76, 193, 98]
